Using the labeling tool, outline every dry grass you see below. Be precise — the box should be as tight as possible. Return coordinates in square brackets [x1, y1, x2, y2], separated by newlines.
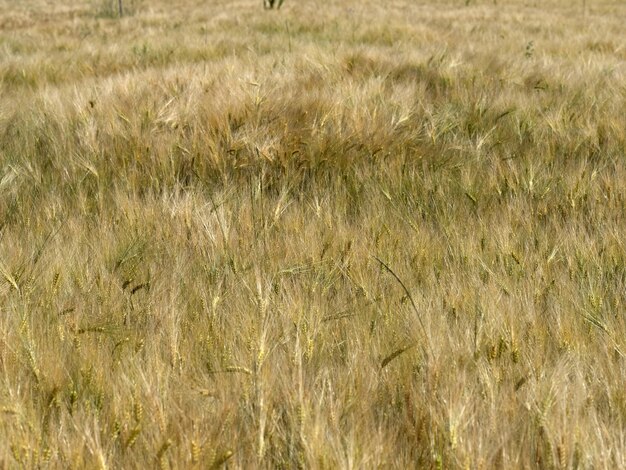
[1, 0, 626, 467]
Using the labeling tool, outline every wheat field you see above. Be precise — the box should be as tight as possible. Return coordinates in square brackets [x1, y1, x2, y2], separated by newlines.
[1, 0, 626, 468]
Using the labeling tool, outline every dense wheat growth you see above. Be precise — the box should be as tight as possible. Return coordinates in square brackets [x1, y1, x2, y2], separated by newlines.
[1, 0, 626, 467]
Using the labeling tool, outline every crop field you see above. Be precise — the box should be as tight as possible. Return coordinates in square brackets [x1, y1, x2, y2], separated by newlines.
[1, 0, 626, 467]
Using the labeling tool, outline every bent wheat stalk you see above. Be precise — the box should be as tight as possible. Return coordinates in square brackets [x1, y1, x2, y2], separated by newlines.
[372, 255, 435, 360]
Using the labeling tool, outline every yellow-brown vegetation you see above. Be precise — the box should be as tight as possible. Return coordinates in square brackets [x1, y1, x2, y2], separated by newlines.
[1, 0, 626, 467]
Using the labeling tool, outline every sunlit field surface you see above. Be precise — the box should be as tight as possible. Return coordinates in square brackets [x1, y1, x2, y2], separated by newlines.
[1, 0, 626, 467]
